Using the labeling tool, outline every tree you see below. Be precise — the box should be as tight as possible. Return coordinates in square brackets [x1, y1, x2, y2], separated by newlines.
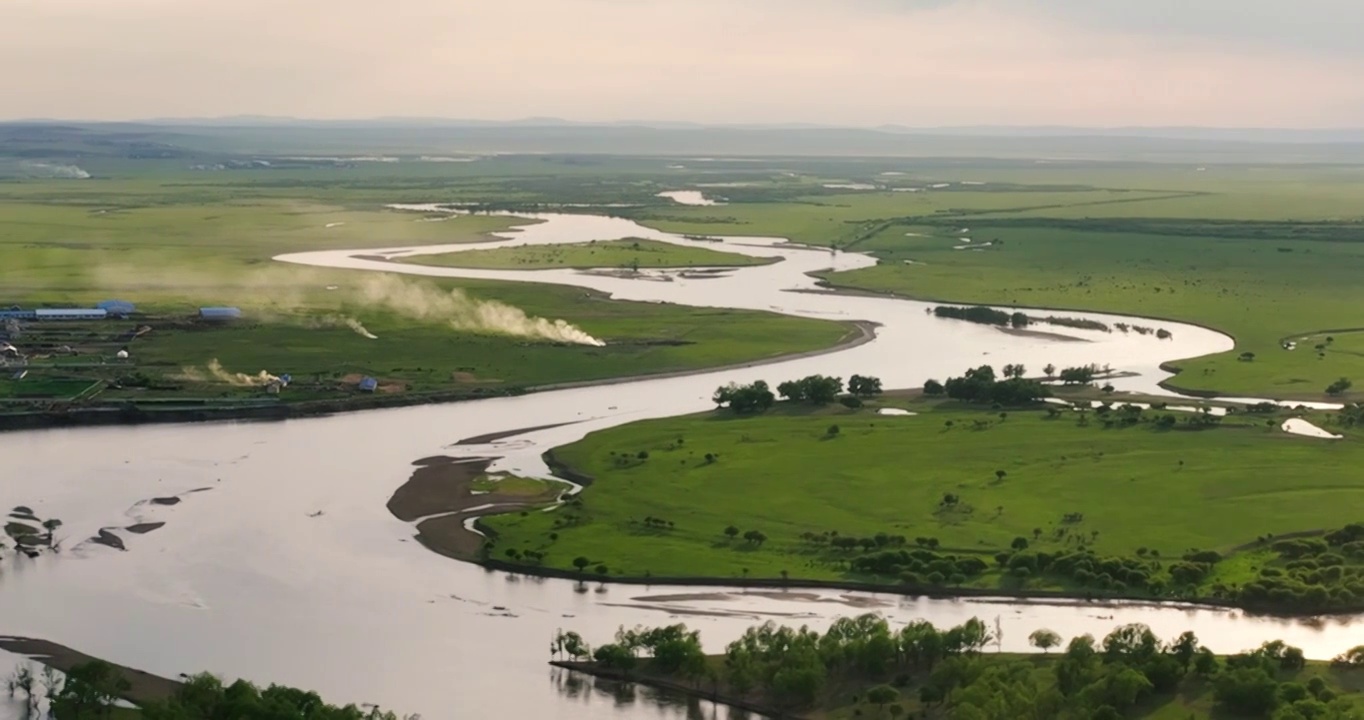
[777, 380, 806, 402]
[1170, 631, 1199, 671]
[724, 525, 740, 541]
[1059, 366, 1096, 385]
[572, 556, 590, 573]
[1003, 364, 1026, 379]
[595, 564, 609, 576]
[1011, 537, 1028, 551]
[848, 374, 883, 398]
[923, 379, 945, 396]
[1327, 377, 1353, 396]
[561, 631, 589, 660]
[1044, 363, 1056, 379]
[1029, 629, 1062, 653]
[865, 684, 899, 710]
[593, 643, 638, 671]
[715, 380, 776, 413]
[826, 424, 840, 438]
[1214, 667, 1279, 716]
[995, 469, 1007, 482]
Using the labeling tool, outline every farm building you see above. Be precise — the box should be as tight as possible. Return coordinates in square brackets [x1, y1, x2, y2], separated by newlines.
[357, 376, 379, 392]
[0, 307, 36, 321]
[199, 307, 242, 320]
[35, 308, 107, 321]
[96, 300, 136, 317]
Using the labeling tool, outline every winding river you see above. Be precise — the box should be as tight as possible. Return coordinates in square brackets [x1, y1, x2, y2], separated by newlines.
[1, 208, 1360, 719]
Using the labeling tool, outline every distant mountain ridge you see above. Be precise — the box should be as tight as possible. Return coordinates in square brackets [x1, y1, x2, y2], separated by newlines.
[9, 116, 1361, 144]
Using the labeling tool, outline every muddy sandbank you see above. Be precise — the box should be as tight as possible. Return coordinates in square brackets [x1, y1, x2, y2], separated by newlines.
[0, 636, 181, 705]
[387, 455, 569, 561]
[455, 421, 579, 445]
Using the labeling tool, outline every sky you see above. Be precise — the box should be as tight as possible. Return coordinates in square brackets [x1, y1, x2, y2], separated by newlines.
[4, 0, 1363, 127]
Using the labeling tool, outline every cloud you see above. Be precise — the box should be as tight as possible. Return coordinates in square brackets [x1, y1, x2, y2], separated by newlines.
[2, 0, 1360, 126]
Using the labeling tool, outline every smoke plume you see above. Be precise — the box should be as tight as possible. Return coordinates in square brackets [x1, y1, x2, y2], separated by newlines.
[342, 317, 378, 339]
[207, 359, 281, 387]
[353, 273, 604, 346]
[19, 162, 91, 179]
[86, 263, 603, 346]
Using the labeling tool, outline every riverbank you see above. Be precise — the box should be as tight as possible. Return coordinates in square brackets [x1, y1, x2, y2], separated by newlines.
[550, 661, 795, 719]
[0, 320, 874, 435]
[0, 636, 181, 707]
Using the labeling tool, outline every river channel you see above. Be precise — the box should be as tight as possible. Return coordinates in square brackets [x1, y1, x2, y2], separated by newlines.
[1, 208, 1359, 719]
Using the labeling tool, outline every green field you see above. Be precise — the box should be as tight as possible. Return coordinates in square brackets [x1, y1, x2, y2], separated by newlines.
[400, 238, 770, 270]
[813, 223, 1364, 400]
[615, 166, 1364, 400]
[486, 393, 1364, 611]
[0, 177, 851, 408]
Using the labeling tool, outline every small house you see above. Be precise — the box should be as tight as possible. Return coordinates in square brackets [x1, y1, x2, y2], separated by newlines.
[357, 376, 379, 393]
[96, 300, 136, 317]
[35, 308, 107, 321]
[199, 307, 242, 321]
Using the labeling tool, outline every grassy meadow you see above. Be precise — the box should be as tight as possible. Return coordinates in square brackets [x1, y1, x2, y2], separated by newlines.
[485, 394, 1364, 609]
[621, 167, 1364, 400]
[401, 238, 770, 270]
[0, 172, 852, 407]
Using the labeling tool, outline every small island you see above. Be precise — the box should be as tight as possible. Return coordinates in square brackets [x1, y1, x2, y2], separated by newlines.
[398, 238, 774, 271]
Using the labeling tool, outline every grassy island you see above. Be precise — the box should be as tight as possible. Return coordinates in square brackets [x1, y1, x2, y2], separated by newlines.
[399, 237, 772, 270]
[484, 370, 1364, 614]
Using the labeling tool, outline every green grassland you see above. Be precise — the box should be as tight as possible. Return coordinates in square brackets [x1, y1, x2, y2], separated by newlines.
[816, 223, 1364, 400]
[8, 147, 1364, 406]
[400, 238, 770, 270]
[618, 168, 1364, 400]
[0, 177, 852, 408]
[485, 395, 1364, 610]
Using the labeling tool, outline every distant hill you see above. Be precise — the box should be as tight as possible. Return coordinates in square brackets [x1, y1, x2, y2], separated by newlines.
[3, 119, 1363, 163]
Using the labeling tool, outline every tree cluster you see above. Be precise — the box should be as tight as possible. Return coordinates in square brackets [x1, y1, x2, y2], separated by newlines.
[713, 380, 775, 413]
[1221, 521, 1364, 613]
[41, 661, 415, 720]
[932, 305, 1028, 329]
[578, 615, 1361, 719]
[938, 365, 1051, 405]
[778, 375, 844, 404]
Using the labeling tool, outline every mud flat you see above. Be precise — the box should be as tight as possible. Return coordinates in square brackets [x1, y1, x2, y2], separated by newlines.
[387, 456, 567, 561]
[0, 637, 181, 705]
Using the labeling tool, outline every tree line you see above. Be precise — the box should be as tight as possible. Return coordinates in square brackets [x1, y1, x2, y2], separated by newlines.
[571, 614, 1363, 719]
[923, 364, 1051, 405]
[714, 374, 883, 413]
[7, 660, 417, 719]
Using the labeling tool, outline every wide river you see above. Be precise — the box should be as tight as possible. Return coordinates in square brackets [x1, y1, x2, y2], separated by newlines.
[1, 208, 1358, 719]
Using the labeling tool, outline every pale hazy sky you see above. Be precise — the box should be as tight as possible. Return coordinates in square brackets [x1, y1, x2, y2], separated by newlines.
[4, 0, 1362, 126]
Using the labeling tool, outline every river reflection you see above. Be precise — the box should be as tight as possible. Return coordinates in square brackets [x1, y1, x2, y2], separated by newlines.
[550, 667, 760, 720]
